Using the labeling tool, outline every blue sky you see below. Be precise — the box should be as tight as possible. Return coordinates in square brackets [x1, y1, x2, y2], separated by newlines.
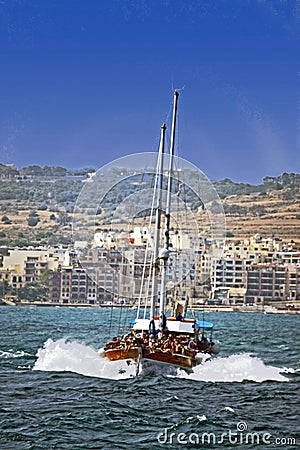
[0, 0, 299, 183]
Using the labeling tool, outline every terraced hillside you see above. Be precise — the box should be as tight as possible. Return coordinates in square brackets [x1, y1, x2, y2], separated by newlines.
[0, 165, 299, 246]
[223, 189, 300, 240]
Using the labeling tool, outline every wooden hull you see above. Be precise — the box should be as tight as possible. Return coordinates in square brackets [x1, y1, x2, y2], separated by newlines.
[105, 347, 140, 361]
[142, 349, 195, 369]
[104, 346, 199, 369]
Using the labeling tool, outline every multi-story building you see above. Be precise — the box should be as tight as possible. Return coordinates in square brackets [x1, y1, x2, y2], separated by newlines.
[48, 266, 102, 304]
[48, 270, 61, 302]
[0, 248, 63, 289]
[198, 235, 300, 304]
[2, 233, 300, 306]
[286, 265, 300, 300]
[246, 264, 288, 303]
[209, 238, 266, 303]
[272, 252, 300, 265]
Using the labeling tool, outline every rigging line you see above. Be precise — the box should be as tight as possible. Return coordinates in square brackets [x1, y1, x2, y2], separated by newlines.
[136, 227, 153, 316]
[108, 300, 114, 336]
[137, 203, 157, 318]
[176, 164, 195, 319]
[116, 304, 121, 335]
[117, 300, 124, 336]
[120, 300, 131, 334]
[136, 195, 151, 317]
[143, 249, 154, 319]
[136, 148, 161, 319]
[144, 148, 163, 319]
[172, 83, 185, 93]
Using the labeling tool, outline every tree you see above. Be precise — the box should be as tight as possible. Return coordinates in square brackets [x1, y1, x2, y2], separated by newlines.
[38, 203, 47, 211]
[50, 166, 67, 177]
[27, 217, 39, 227]
[0, 163, 19, 178]
[1, 215, 12, 224]
[21, 165, 44, 176]
[27, 211, 40, 227]
[17, 283, 47, 302]
[0, 280, 12, 297]
[17, 270, 51, 302]
[29, 210, 39, 217]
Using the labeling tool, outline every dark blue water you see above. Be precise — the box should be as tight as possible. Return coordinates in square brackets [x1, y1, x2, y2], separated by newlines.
[0, 306, 299, 449]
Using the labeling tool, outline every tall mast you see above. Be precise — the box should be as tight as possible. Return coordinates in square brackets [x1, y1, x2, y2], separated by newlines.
[150, 123, 166, 325]
[159, 90, 179, 330]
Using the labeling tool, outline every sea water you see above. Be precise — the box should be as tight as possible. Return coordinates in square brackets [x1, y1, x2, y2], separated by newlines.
[0, 306, 299, 449]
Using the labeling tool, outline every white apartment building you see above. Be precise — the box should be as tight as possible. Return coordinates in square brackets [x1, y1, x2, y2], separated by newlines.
[0, 248, 64, 289]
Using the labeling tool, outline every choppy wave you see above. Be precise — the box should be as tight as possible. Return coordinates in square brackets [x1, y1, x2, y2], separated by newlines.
[176, 353, 290, 382]
[33, 338, 137, 379]
[0, 349, 31, 358]
[33, 339, 291, 383]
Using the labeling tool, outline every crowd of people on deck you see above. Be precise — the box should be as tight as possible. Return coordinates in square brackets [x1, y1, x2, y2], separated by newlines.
[105, 329, 212, 356]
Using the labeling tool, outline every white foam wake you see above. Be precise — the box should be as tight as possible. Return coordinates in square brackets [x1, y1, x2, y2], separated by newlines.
[33, 340, 291, 382]
[33, 339, 137, 379]
[176, 353, 290, 382]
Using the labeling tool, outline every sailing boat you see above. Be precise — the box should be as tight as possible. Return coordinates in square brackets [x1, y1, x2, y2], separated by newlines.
[99, 91, 220, 373]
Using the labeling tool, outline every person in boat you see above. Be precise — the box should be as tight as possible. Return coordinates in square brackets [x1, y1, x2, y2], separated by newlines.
[159, 333, 171, 352]
[161, 339, 172, 353]
[134, 333, 142, 346]
[137, 331, 148, 348]
[187, 337, 198, 351]
[149, 318, 159, 335]
[148, 336, 156, 353]
[169, 336, 176, 355]
[198, 334, 209, 351]
[176, 311, 183, 321]
[105, 337, 121, 350]
[174, 337, 183, 354]
[124, 335, 133, 350]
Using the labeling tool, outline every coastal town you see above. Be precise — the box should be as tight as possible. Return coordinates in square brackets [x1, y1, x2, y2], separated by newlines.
[1, 231, 299, 314]
[0, 163, 299, 313]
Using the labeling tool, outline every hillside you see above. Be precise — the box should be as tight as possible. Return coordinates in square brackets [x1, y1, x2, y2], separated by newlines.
[223, 190, 300, 240]
[0, 165, 299, 246]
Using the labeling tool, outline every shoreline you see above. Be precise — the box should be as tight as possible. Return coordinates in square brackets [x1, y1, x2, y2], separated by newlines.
[1, 300, 299, 314]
